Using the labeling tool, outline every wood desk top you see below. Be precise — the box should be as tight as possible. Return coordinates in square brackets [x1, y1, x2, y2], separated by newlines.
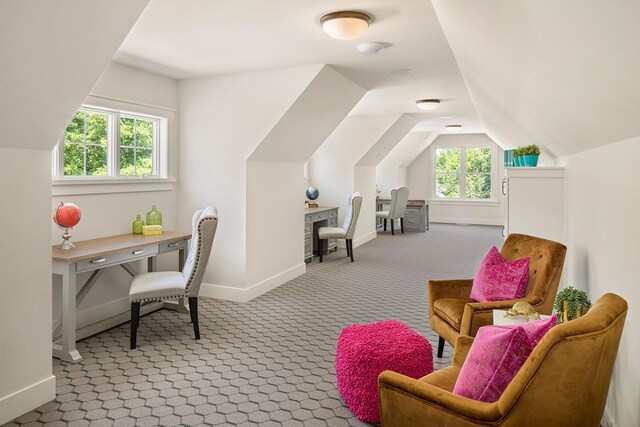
[52, 231, 191, 263]
[304, 206, 338, 215]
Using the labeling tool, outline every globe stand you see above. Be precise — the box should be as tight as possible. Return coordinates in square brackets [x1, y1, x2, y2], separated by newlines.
[59, 227, 75, 250]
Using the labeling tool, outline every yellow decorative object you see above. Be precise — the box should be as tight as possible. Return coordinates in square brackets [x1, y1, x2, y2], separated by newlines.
[142, 225, 163, 236]
[505, 301, 540, 321]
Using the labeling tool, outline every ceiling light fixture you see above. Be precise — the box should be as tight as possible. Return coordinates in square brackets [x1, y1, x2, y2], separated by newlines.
[320, 11, 372, 40]
[416, 99, 441, 111]
[357, 42, 384, 55]
[440, 116, 453, 119]
[446, 124, 462, 132]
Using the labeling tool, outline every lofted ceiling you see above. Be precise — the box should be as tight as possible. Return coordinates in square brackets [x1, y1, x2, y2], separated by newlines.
[431, 0, 640, 157]
[115, 0, 483, 135]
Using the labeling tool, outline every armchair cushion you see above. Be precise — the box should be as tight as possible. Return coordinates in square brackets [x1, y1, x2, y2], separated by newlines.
[453, 325, 532, 402]
[129, 271, 187, 302]
[432, 298, 472, 330]
[470, 246, 530, 302]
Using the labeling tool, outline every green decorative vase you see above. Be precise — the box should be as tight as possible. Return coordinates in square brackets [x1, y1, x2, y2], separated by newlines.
[132, 214, 144, 234]
[146, 205, 162, 226]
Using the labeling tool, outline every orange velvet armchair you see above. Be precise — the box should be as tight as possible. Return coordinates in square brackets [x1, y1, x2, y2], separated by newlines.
[429, 234, 566, 357]
[379, 293, 627, 427]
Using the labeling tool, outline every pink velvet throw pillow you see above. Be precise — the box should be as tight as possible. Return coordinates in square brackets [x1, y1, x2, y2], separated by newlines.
[453, 317, 557, 402]
[470, 246, 530, 302]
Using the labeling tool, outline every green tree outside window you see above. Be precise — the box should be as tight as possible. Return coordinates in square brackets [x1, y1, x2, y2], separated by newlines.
[434, 146, 492, 199]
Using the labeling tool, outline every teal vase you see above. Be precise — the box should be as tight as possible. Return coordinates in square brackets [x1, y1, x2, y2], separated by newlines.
[514, 156, 520, 167]
[522, 154, 539, 167]
[146, 205, 162, 226]
[132, 214, 144, 234]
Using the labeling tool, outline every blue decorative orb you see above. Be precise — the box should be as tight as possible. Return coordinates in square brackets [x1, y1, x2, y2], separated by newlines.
[306, 186, 320, 201]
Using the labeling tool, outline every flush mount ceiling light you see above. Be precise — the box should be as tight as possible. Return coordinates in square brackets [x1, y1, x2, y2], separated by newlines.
[357, 42, 384, 55]
[416, 99, 441, 111]
[320, 11, 372, 40]
[446, 124, 462, 131]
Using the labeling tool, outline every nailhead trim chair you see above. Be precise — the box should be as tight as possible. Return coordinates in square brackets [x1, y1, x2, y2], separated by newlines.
[429, 233, 566, 358]
[129, 206, 218, 349]
[376, 187, 410, 235]
[318, 192, 363, 262]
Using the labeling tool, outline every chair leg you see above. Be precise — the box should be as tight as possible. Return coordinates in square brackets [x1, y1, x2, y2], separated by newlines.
[130, 302, 140, 349]
[391, 219, 395, 235]
[400, 217, 404, 234]
[348, 239, 354, 262]
[345, 239, 351, 257]
[437, 336, 445, 358]
[188, 297, 200, 340]
[383, 218, 387, 231]
[318, 239, 324, 263]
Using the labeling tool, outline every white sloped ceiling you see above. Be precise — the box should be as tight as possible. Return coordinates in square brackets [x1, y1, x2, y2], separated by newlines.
[431, 0, 640, 157]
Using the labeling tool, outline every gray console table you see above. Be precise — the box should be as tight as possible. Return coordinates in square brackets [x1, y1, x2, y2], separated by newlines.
[304, 206, 339, 262]
[376, 198, 429, 232]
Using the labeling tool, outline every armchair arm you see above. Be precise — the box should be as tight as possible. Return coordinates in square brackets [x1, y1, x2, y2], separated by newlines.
[452, 336, 474, 367]
[428, 279, 473, 320]
[459, 295, 544, 337]
[378, 371, 502, 425]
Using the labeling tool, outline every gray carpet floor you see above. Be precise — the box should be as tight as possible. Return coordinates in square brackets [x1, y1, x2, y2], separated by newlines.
[6, 223, 503, 427]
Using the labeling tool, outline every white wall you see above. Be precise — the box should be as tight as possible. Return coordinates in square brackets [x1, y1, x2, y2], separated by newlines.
[0, 149, 56, 423]
[558, 136, 640, 427]
[179, 65, 364, 301]
[51, 62, 179, 330]
[308, 115, 400, 246]
[407, 133, 505, 225]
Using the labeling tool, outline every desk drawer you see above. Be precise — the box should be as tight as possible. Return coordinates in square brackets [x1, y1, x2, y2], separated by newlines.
[76, 244, 159, 272]
[405, 208, 422, 216]
[304, 237, 312, 257]
[329, 210, 338, 218]
[311, 212, 328, 222]
[159, 239, 188, 254]
[304, 222, 312, 234]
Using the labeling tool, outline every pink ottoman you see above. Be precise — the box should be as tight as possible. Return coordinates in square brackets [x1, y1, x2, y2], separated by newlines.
[335, 320, 434, 423]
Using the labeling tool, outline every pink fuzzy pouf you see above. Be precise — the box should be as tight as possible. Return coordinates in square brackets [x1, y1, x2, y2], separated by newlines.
[335, 320, 434, 423]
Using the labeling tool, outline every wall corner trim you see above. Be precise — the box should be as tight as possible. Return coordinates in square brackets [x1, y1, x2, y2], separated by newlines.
[199, 263, 306, 303]
[353, 231, 377, 248]
[0, 375, 56, 425]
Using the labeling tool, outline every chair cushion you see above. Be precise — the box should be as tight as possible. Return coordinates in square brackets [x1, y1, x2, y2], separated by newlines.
[318, 226, 346, 239]
[433, 298, 472, 330]
[376, 210, 390, 219]
[336, 320, 433, 423]
[453, 324, 533, 402]
[470, 246, 530, 302]
[129, 271, 187, 302]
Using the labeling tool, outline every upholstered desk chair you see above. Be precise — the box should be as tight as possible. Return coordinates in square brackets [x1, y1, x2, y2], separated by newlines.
[379, 293, 627, 427]
[429, 234, 566, 357]
[129, 207, 218, 349]
[318, 192, 363, 263]
[376, 187, 410, 235]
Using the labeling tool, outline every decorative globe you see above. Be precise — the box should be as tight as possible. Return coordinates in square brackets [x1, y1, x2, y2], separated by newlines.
[54, 202, 82, 229]
[306, 186, 320, 201]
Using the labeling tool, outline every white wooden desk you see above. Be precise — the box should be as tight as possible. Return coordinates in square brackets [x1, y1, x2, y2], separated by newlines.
[52, 231, 191, 362]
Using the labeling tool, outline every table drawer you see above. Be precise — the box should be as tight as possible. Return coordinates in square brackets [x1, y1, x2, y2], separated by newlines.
[329, 218, 338, 227]
[311, 212, 328, 222]
[304, 237, 312, 255]
[405, 208, 422, 216]
[159, 239, 188, 254]
[329, 210, 338, 218]
[305, 215, 312, 224]
[304, 222, 312, 234]
[76, 244, 159, 272]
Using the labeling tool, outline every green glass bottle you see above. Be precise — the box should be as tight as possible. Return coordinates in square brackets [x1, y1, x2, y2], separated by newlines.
[132, 214, 144, 234]
[146, 205, 162, 226]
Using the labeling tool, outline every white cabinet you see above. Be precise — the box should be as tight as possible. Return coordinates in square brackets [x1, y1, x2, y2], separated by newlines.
[504, 167, 564, 244]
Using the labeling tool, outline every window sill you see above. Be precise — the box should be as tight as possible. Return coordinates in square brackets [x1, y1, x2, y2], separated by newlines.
[429, 198, 500, 207]
[52, 177, 176, 196]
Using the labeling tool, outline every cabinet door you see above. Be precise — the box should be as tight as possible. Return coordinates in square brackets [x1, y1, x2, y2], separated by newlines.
[507, 177, 564, 243]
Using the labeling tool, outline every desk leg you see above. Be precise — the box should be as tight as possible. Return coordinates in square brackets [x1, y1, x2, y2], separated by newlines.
[148, 256, 157, 272]
[426, 204, 430, 231]
[54, 263, 82, 363]
[178, 248, 185, 272]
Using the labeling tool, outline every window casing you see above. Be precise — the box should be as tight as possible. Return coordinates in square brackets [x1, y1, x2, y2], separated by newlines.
[431, 142, 497, 201]
[53, 105, 167, 180]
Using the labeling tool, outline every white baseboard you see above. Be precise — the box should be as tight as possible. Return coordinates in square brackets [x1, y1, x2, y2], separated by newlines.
[200, 263, 306, 303]
[430, 217, 504, 226]
[353, 230, 377, 248]
[0, 375, 56, 425]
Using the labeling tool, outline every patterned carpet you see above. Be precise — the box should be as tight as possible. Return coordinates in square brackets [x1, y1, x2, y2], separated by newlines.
[6, 223, 503, 427]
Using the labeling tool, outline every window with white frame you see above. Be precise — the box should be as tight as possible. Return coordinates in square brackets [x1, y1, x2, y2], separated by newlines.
[433, 144, 495, 200]
[53, 106, 165, 179]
